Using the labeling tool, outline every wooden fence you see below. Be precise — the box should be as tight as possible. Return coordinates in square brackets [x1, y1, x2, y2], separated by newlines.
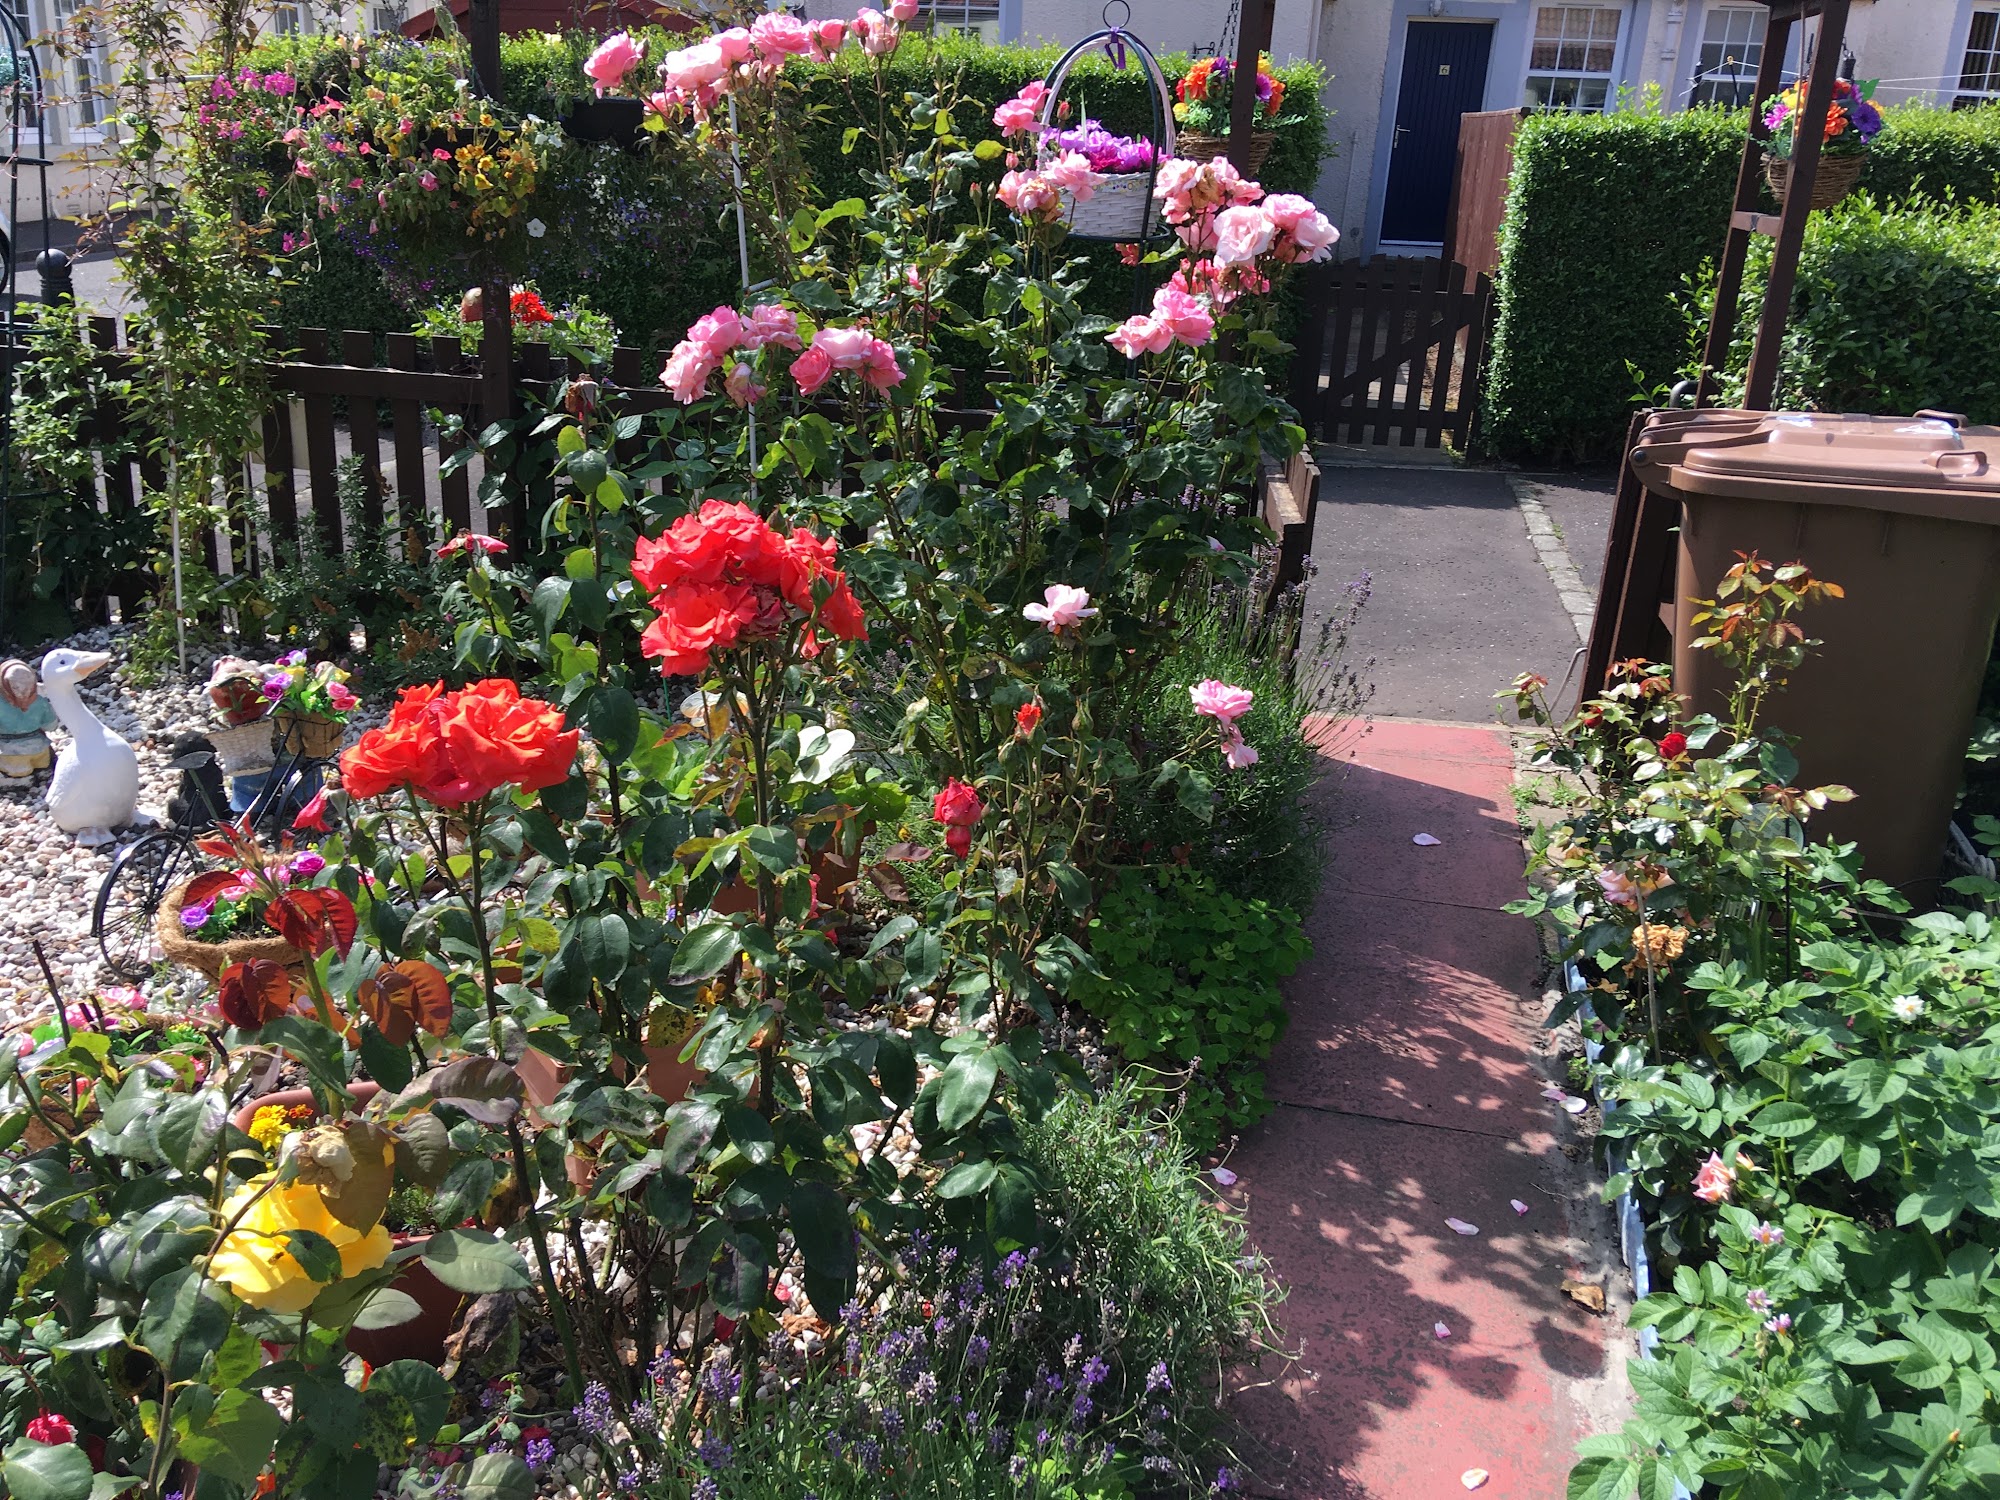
[1287, 256, 1495, 451]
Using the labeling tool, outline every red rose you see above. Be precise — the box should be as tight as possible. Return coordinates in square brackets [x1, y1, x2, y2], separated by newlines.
[932, 778, 984, 860]
[1015, 702, 1042, 736]
[340, 680, 578, 805]
[1658, 731, 1688, 759]
[25, 1413, 74, 1446]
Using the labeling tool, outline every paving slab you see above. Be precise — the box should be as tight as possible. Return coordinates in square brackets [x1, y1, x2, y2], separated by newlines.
[1514, 468, 1618, 597]
[1229, 719, 1620, 1498]
[1306, 465, 1582, 722]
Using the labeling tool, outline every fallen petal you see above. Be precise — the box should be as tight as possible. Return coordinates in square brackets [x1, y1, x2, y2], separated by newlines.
[1541, 1085, 1570, 1102]
[1563, 1096, 1588, 1114]
[1413, 832, 1442, 846]
[1212, 1167, 1239, 1187]
[1511, 1199, 1530, 1216]
[1462, 1469, 1489, 1491]
[1433, 1321, 1451, 1339]
[1445, 1218, 1480, 1236]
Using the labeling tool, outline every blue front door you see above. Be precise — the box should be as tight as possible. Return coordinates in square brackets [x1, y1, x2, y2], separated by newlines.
[1381, 20, 1494, 244]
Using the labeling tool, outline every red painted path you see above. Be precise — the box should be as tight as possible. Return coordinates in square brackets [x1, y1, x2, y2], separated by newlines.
[1227, 719, 1611, 1499]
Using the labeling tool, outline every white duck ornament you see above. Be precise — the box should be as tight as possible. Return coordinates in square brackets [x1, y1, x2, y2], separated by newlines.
[40, 649, 138, 840]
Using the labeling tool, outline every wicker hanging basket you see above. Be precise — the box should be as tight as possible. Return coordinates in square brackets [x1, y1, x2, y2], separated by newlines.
[156, 880, 306, 979]
[1764, 151, 1865, 210]
[274, 710, 346, 759]
[1035, 21, 1175, 242]
[1174, 129, 1277, 174]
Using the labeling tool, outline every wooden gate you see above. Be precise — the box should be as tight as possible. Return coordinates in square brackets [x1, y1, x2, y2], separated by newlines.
[1288, 256, 1495, 450]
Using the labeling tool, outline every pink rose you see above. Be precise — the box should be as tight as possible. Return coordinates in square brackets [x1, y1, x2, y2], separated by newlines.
[993, 96, 1039, 136]
[998, 169, 1060, 223]
[790, 342, 834, 395]
[1691, 1151, 1736, 1204]
[1214, 204, 1277, 267]
[1023, 584, 1098, 632]
[584, 31, 643, 95]
[859, 338, 904, 391]
[813, 325, 875, 371]
[750, 12, 812, 56]
[661, 341, 718, 404]
[327, 681, 358, 711]
[1151, 158, 1203, 219]
[1106, 314, 1173, 358]
[661, 41, 728, 92]
[685, 305, 744, 362]
[724, 361, 767, 407]
[809, 18, 847, 57]
[1150, 284, 1213, 346]
[742, 303, 801, 351]
[713, 27, 755, 65]
[1263, 192, 1339, 262]
[1222, 725, 1259, 770]
[291, 850, 327, 877]
[1190, 679, 1254, 723]
[1041, 149, 1104, 204]
[854, 8, 899, 55]
[887, 0, 919, 20]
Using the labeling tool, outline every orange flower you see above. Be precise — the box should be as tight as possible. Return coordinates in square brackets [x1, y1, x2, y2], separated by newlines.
[1823, 104, 1847, 140]
[340, 680, 578, 805]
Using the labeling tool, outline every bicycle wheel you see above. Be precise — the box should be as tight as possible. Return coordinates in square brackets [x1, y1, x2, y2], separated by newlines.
[94, 832, 191, 980]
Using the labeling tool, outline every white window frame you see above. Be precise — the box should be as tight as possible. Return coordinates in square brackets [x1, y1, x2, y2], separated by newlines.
[922, 0, 999, 42]
[271, 1, 303, 34]
[47, 0, 108, 143]
[1519, 1, 1631, 113]
[1958, 9, 2000, 109]
[1688, 5, 1767, 107]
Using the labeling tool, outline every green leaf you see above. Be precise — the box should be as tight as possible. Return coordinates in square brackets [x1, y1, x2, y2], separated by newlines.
[369, 1360, 454, 1440]
[875, 1033, 916, 1107]
[788, 1180, 856, 1283]
[151, 1090, 228, 1175]
[2, 1440, 94, 1500]
[136, 1266, 230, 1381]
[1752, 1101, 1817, 1138]
[585, 687, 639, 760]
[935, 1048, 999, 1133]
[935, 1159, 997, 1198]
[177, 1389, 283, 1486]
[668, 920, 741, 984]
[278, 1229, 342, 1285]
[462, 1453, 535, 1500]
[421, 1229, 533, 1294]
[744, 824, 799, 874]
[351, 1287, 423, 1332]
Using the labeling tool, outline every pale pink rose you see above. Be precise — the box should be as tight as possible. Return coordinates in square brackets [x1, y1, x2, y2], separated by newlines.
[713, 27, 755, 65]
[1597, 868, 1639, 907]
[750, 12, 812, 56]
[724, 361, 766, 407]
[1150, 284, 1214, 346]
[886, 0, 919, 20]
[813, 325, 875, 371]
[1691, 1151, 1736, 1204]
[1209, 157, 1266, 207]
[1041, 149, 1104, 203]
[1023, 584, 1098, 632]
[1222, 726, 1260, 770]
[662, 41, 729, 92]
[685, 305, 744, 361]
[1190, 679, 1254, 723]
[1263, 192, 1340, 262]
[1176, 218, 1219, 256]
[741, 303, 801, 351]
[1214, 204, 1277, 267]
[1152, 157, 1204, 219]
[1106, 315, 1173, 358]
[661, 341, 717, 404]
[997, 169, 1061, 223]
[584, 31, 643, 95]
[854, 8, 899, 55]
[809, 18, 847, 57]
[859, 338, 904, 390]
[790, 342, 834, 395]
[993, 95, 1039, 135]
[1262, 192, 1319, 233]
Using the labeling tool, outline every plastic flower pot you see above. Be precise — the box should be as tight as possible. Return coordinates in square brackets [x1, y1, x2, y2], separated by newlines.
[156, 880, 305, 981]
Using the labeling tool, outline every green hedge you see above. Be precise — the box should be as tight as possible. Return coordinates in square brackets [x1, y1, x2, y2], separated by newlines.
[251, 32, 1327, 354]
[1482, 103, 2000, 462]
[1725, 192, 2000, 422]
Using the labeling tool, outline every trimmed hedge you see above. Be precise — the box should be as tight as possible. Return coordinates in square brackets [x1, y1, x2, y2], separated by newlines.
[252, 32, 1327, 355]
[1482, 103, 2000, 462]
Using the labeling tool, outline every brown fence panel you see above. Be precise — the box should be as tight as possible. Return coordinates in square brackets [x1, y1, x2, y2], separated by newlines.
[1445, 108, 1527, 279]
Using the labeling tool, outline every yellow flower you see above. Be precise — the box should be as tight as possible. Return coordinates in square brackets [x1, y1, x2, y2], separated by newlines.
[211, 1174, 392, 1314]
[245, 1104, 306, 1152]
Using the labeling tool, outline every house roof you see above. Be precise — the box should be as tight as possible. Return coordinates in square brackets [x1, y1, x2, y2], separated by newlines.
[400, 0, 696, 40]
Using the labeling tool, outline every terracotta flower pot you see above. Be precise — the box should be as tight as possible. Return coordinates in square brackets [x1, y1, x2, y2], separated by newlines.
[521, 1019, 710, 1190]
[158, 881, 305, 981]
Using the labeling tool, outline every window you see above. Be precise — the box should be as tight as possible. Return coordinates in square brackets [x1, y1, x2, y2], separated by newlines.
[370, 1, 404, 30]
[49, 0, 107, 133]
[1691, 6, 1765, 107]
[922, 0, 999, 42]
[1524, 5, 1621, 111]
[1958, 11, 2000, 109]
[272, 1, 302, 33]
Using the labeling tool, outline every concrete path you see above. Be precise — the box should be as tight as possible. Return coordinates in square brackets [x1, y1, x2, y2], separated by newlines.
[1222, 461, 1626, 1498]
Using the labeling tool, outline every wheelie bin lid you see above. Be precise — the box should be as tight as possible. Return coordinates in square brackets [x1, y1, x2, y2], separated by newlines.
[1628, 409, 2000, 523]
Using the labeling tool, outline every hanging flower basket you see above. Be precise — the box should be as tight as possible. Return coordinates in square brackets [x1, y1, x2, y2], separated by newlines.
[1763, 151, 1866, 210]
[1031, 22, 1176, 242]
[1174, 129, 1276, 173]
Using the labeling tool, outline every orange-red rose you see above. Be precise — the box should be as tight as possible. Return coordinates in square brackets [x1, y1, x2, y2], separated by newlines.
[340, 680, 579, 805]
[631, 500, 866, 676]
[931, 777, 984, 859]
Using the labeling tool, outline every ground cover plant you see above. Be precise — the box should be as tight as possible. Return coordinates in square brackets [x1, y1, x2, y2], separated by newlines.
[0, 8, 1351, 1499]
[1509, 557, 2000, 1498]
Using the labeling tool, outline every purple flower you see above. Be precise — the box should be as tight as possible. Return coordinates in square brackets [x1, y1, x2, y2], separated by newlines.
[1145, 1360, 1172, 1395]
[912, 1372, 938, 1406]
[1213, 1469, 1239, 1495]
[278, 649, 307, 667]
[181, 901, 214, 931]
[1080, 1355, 1109, 1387]
[1750, 1222, 1784, 1247]
[290, 851, 326, 878]
[524, 1438, 554, 1470]
[697, 1435, 733, 1470]
[1746, 1288, 1772, 1312]
[573, 1381, 615, 1438]
[964, 1335, 991, 1370]
[1852, 97, 1883, 139]
[261, 676, 289, 701]
[1764, 1313, 1793, 1334]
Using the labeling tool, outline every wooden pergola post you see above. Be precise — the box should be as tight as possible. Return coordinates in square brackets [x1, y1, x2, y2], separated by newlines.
[464, 0, 516, 532]
[1226, 0, 1278, 176]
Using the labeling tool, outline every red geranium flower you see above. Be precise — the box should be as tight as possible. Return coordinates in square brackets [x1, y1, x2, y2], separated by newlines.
[1658, 731, 1689, 759]
[510, 289, 556, 325]
[437, 532, 508, 559]
[932, 777, 984, 859]
[340, 680, 580, 805]
[630, 500, 867, 676]
[25, 1412, 75, 1446]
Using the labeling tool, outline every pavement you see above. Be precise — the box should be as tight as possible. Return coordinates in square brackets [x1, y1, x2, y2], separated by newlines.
[1223, 456, 1628, 1498]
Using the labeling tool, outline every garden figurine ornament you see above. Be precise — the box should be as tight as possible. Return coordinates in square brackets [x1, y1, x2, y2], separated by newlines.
[0, 659, 56, 786]
[39, 647, 139, 841]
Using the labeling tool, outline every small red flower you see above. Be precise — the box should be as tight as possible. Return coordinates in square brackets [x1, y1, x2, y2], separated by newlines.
[290, 786, 330, 833]
[932, 778, 985, 860]
[437, 532, 508, 559]
[1658, 731, 1689, 759]
[1115, 242, 1142, 266]
[509, 288, 556, 325]
[1015, 702, 1042, 737]
[26, 1412, 75, 1445]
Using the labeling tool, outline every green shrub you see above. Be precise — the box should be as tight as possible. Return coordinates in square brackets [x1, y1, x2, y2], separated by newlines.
[1073, 866, 1308, 1148]
[1699, 192, 2000, 422]
[1482, 102, 2000, 463]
